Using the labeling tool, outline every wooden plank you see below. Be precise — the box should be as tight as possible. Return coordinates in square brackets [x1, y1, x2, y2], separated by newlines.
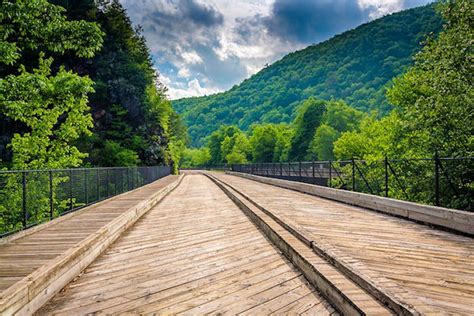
[218, 172, 474, 315]
[0, 175, 182, 315]
[38, 175, 333, 315]
[207, 173, 392, 315]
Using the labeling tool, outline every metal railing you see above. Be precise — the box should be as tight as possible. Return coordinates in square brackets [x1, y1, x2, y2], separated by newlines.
[180, 164, 231, 171]
[232, 157, 473, 211]
[0, 165, 171, 237]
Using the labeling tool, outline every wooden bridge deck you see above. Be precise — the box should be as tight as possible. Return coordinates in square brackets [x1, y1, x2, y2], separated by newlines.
[38, 174, 334, 315]
[213, 173, 474, 315]
[0, 175, 178, 294]
[1, 172, 473, 314]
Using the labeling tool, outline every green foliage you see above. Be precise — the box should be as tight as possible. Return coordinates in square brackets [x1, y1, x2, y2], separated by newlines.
[333, 111, 407, 160]
[207, 125, 241, 164]
[0, 0, 187, 170]
[0, 0, 103, 169]
[387, 0, 473, 157]
[0, 0, 103, 65]
[222, 132, 251, 164]
[249, 124, 280, 163]
[289, 98, 326, 161]
[309, 124, 339, 160]
[102, 140, 140, 166]
[308, 100, 366, 160]
[180, 147, 211, 168]
[173, 4, 443, 145]
[0, 56, 94, 169]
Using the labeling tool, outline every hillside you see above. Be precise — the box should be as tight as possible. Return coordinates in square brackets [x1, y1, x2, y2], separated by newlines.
[173, 4, 442, 146]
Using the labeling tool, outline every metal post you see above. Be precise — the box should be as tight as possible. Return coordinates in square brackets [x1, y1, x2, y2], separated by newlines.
[329, 161, 332, 188]
[22, 172, 27, 228]
[127, 168, 130, 191]
[299, 161, 302, 180]
[435, 152, 440, 206]
[288, 162, 290, 177]
[84, 169, 88, 205]
[312, 160, 315, 179]
[96, 169, 100, 200]
[106, 169, 109, 197]
[49, 171, 54, 219]
[69, 170, 73, 210]
[384, 156, 389, 197]
[280, 162, 283, 177]
[352, 158, 356, 191]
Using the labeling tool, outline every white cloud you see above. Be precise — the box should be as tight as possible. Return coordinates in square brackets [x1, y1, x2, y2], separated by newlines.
[181, 51, 203, 64]
[177, 67, 191, 78]
[357, 0, 404, 19]
[121, 0, 432, 99]
[166, 78, 221, 100]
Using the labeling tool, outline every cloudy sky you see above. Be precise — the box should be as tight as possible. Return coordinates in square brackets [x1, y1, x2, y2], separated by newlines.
[120, 0, 432, 100]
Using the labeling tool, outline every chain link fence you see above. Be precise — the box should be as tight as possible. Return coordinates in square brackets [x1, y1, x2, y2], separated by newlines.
[0, 166, 171, 237]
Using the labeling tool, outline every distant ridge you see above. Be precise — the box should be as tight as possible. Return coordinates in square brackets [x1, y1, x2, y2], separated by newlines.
[172, 4, 443, 146]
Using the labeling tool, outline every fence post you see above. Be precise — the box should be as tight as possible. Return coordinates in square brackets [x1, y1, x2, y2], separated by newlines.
[434, 152, 440, 206]
[352, 158, 356, 191]
[96, 169, 100, 200]
[84, 169, 89, 205]
[312, 160, 315, 180]
[127, 167, 130, 191]
[329, 161, 332, 188]
[106, 169, 110, 197]
[280, 162, 283, 177]
[384, 156, 389, 197]
[49, 171, 54, 220]
[299, 161, 302, 179]
[69, 170, 73, 210]
[22, 171, 27, 228]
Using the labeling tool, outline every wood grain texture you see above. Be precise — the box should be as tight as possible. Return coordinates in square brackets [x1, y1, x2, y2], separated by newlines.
[215, 173, 474, 315]
[38, 175, 334, 315]
[0, 175, 179, 314]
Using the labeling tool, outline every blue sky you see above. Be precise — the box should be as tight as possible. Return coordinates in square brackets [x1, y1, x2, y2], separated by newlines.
[120, 0, 433, 99]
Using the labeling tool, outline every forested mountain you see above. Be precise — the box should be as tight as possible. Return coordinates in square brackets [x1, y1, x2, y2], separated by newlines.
[173, 4, 443, 146]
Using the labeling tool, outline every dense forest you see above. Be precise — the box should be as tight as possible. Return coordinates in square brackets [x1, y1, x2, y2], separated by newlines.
[174, 4, 443, 146]
[0, 0, 186, 172]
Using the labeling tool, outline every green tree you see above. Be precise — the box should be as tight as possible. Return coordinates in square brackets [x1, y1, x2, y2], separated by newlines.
[222, 132, 251, 164]
[288, 98, 326, 161]
[273, 124, 293, 162]
[308, 124, 339, 160]
[249, 124, 280, 162]
[180, 147, 211, 168]
[308, 100, 365, 160]
[387, 0, 473, 157]
[0, 57, 95, 169]
[0, 0, 103, 169]
[207, 125, 240, 164]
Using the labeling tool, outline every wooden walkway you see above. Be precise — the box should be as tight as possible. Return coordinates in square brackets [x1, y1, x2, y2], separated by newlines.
[2, 171, 473, 314]
[0, 176, 178, 293]
[213, 173, 474, 315]
[38, 175, 335, 315]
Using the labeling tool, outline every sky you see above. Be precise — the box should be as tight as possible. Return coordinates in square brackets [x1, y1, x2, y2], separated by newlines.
[120, 0, 433, 100]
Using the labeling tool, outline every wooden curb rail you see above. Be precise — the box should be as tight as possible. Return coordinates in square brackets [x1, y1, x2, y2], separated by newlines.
[205, 173, 400, 316]
[0, 174, 184, 315]
[209, 173, 420, 316]
[226, 171, 474, 236]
